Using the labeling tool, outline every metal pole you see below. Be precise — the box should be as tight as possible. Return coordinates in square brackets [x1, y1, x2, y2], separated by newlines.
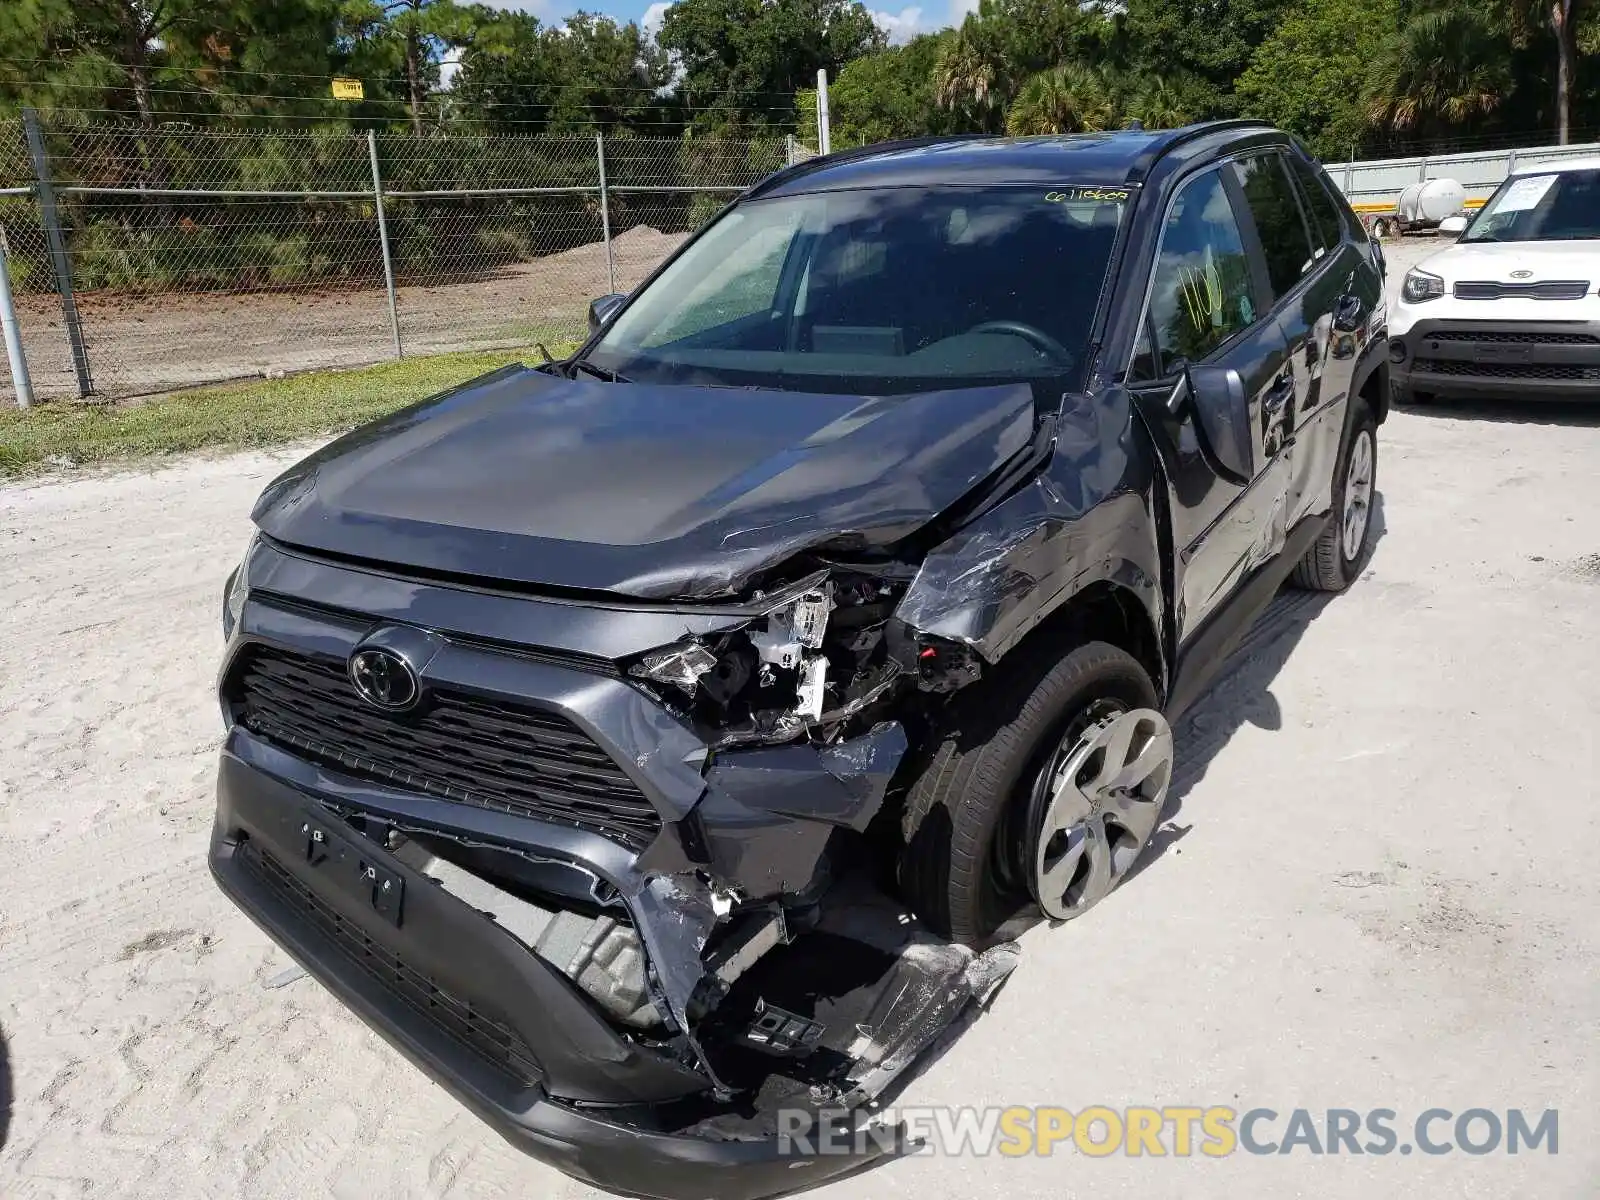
[22, 108, 91, 398]
[596, 133, 615, 296]
[0, 224, 34, 408]
[816, 69, 832, 156]
[786, 134, 797, 167]
[368, 130, 402, 360]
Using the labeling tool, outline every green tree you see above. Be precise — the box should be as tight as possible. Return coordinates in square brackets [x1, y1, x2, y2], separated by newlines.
[1122, 0, 1293, 100]
[657, 0, 885, 132]
[0, 0, 346, 121]
[452, 10, 671, 132]
[1363, 7, 1513, 141]
[1236, 0, 1396, 157]
[1005, 63, 1118, 134]
[932, 0, 1116, 128]
[338, 0, 480, 134]
[828, 31, 956, 145]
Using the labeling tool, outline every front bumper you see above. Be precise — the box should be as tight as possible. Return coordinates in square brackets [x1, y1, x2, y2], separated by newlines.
[209, 539, 994, 1197]
[210, 757, 911, 1199]
[1390, 316, 1600, 399]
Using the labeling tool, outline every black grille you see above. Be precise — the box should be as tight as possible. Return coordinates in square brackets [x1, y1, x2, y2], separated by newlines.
[1453, 280, 1590, 301]
[1425, 329, 1599, 345]
[238, 840, 543, 1087]
[231, 645, 662, 849]
[1414, 358, 1600, 381]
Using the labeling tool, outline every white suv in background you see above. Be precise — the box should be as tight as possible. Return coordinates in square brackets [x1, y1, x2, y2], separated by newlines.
[1390, 158, 1600, 404]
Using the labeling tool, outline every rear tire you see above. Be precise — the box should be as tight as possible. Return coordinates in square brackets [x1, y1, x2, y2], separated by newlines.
[897, 641, 1160, 947]
[1293, 400, 1377, 592]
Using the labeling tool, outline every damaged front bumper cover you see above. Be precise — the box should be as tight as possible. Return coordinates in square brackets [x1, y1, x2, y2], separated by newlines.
[211, 756, 1015, 1199]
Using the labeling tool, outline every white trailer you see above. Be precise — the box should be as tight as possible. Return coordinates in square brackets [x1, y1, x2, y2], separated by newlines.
[1322, 139, 1600, 237]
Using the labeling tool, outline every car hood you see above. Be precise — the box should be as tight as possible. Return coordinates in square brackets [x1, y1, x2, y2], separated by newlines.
[253, 366, 1038, 600]
[1419, 239, 1600, 290]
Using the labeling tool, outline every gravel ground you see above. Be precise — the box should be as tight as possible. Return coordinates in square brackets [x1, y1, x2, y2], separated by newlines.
[3, 247, 1598, 1197]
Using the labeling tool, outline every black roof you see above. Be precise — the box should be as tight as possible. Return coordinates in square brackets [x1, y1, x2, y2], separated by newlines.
[754, 121, 1278, 199]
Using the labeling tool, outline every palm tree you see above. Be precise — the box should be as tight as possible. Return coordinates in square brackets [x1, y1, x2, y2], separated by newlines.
[932, 27, 1007, 130]
[1005, 64, 1119, 135]
[1363, 9, 1512, 136]
[1123, 73, 1203, 131]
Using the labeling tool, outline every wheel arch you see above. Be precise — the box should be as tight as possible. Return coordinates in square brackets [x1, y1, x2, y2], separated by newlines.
[996, 578, 1167, 704]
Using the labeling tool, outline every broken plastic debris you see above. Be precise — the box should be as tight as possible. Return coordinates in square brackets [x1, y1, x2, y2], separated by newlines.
[631, 641, 720, 694]
[790, 588, 832, 648]
[795, 656, 828, 720]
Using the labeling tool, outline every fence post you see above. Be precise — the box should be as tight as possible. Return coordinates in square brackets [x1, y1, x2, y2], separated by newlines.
[0, 224, 34, 408]
[367, 130, 402, 360]
[786, 134, 797, 167]
[596, 133, 616, 296]
[1419, 156, 1430, 182]
[21, 108, 92, 398]
[1506, 149, 1519, 175]
[816, 69, 832, 156]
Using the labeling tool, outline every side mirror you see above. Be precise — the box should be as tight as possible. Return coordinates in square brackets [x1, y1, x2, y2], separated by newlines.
[1183, 363, 1252, 482]
[588, 293, 626, 334]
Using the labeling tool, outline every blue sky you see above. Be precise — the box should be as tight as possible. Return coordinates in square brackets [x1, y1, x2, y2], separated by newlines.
[471, 0, 976, 45]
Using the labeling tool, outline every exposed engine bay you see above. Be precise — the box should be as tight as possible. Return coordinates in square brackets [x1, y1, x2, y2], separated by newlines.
[627, 567, 982, 755]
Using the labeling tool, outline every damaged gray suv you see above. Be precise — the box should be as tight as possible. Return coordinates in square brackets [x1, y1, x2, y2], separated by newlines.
[210, 121, 1388, 1197]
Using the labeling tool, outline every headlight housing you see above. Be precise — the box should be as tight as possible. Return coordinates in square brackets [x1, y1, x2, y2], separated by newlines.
[1401, 269, 1445, 303]
[223, 531, 257, 639]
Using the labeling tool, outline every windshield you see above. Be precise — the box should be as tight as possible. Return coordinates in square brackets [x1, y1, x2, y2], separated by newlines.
[585, 184, 1128, 393]
[1461, 168, 1600, 242]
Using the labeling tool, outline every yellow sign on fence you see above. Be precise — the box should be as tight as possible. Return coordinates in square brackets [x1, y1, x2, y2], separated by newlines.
[331, 78, 365, 101]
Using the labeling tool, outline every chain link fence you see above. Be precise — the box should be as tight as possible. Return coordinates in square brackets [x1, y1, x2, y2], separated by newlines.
[0, 113, 808, 405]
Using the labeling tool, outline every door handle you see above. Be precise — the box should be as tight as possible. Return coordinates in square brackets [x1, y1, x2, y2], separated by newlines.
[1263, 375, 1294, 413]
[1332, 294, 1364, 333]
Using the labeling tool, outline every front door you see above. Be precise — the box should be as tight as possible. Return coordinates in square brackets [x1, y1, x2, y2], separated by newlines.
[1128, 164, 1297, 653]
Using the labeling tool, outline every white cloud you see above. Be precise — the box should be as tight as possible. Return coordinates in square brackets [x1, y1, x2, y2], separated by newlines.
[870, 0, 978, 42]
[872, 6, 926, 43]
[642, 1, 671, 37]
[438, 58, 461, 90]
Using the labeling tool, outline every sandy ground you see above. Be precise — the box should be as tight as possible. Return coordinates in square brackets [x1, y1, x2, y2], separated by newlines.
[3, 248, 1599, 1197]
[7, 226, 689, 403]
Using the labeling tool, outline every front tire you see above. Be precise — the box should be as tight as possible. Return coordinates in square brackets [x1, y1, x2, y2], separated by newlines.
[1293, 400, 1377, 591]
[897, 641, 1161, 946]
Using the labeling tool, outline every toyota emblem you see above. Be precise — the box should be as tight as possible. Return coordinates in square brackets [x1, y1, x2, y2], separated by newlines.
[1510, 269, 1534, 279]
[348, 647, 419, 710]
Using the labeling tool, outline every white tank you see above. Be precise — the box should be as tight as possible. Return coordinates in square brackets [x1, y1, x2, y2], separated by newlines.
[1398, 178, 1467, 225]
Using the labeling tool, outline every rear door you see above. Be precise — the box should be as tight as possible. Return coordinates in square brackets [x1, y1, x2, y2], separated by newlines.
[1126, 164, 1296, 650]
[1232, 150, 1372, 533]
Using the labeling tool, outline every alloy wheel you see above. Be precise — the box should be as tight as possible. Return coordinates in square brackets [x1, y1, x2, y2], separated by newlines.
[1342, 429, 1375, 561]
[1027, 707, 1174, 921]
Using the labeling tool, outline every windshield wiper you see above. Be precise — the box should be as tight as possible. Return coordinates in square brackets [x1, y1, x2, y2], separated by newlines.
[566, 358, 630, 383]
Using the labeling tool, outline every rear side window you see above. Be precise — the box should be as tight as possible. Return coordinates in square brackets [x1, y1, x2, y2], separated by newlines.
[1233, 152, 1315, 299]
[1286, 154, 1345, 253]
[1140, 168, 1257, 375]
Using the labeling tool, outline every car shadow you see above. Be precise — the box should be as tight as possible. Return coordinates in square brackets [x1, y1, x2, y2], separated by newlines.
[1120, 491, 1389, 890]
[1399, 397, 1600, 427]
[0, 1022, 11, 1153]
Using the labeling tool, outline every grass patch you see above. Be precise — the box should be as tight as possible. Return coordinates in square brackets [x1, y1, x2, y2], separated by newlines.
[0, 347, 576, 478]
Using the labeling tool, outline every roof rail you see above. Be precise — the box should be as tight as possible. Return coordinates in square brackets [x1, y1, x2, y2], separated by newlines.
[1123, 119, 1276, 182]
[744, 134, 992, 201]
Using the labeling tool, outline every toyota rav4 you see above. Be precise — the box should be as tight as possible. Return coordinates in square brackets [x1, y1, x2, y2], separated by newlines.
[210, 121, 1388, 1199]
